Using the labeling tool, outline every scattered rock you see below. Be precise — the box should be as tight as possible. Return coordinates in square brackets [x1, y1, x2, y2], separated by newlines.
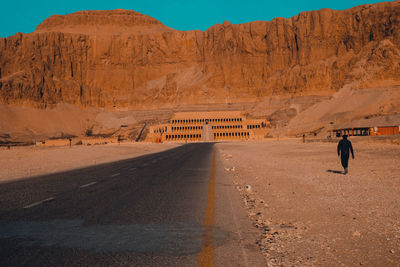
[353, 231, 361, 237]
[280, 224, 295, 229]
[224, 166, 236, 172]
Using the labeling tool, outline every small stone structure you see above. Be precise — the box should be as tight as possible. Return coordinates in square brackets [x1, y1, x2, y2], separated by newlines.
[148, 111, 269, 142]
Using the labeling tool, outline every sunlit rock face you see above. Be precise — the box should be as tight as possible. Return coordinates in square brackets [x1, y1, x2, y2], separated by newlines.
[1, 2, 400, 109]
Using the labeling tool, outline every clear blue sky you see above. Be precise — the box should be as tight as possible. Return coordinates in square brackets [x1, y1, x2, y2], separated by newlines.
[0, 0, 388, 38]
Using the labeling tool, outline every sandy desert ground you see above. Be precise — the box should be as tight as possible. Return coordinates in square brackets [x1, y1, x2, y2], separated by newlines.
[1, 138, 399, 266]
[0, 143, 180, 182]
[217, 138, 400, 266]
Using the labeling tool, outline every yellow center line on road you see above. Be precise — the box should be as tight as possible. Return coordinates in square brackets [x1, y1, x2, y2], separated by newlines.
[197, 150, 216, 267]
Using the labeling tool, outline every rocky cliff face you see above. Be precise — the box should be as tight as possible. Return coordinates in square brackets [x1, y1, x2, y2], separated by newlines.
[1, 2, 400, 109]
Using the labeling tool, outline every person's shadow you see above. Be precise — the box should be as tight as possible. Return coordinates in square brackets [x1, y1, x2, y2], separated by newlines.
[327, 169, 344, 174]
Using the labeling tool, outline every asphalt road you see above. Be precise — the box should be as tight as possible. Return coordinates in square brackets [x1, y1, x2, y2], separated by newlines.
[0, 143, 264, 266]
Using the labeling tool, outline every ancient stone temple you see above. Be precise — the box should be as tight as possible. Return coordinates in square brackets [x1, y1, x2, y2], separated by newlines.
[148, 111, 269, 142]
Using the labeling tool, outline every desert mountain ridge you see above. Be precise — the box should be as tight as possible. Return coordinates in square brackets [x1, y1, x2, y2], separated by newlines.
[35, 9, 175, 35]
[1, 1, 399, 109]
[1, 1, 400, 141]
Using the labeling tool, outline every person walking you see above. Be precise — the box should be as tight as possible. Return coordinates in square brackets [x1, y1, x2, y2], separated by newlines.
[337, 135, 354, 174]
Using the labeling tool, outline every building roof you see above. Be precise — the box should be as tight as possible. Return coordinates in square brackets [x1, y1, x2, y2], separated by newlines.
[172, 111, 244, 119]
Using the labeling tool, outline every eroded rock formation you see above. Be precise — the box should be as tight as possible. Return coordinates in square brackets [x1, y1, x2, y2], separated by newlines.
[1, 2, 400, 109]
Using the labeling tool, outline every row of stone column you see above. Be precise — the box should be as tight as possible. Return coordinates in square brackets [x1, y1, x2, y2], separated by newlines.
[165, 134, 202, 140]
[171, 126, 203, 131]
[214, 132, 250, 138]
[212, 125, 243, 130]
[247, 124, 261, 129]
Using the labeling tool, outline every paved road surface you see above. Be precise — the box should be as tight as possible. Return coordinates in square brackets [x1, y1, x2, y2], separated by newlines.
[0, 143, 264, 266]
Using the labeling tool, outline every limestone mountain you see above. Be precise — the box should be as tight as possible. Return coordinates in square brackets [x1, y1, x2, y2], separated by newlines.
[0, 2, 400, 109]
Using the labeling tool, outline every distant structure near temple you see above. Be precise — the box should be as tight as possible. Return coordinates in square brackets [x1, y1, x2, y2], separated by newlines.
[331, 125, 400, 137]
[147, 111, 270, 142]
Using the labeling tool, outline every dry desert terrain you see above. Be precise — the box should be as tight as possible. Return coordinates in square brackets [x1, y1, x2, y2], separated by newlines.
[217, 138, 400, 266]
[1, 138, 399, 266]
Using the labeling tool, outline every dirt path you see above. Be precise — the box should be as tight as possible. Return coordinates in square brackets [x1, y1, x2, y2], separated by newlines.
[216, 139, 400, 266]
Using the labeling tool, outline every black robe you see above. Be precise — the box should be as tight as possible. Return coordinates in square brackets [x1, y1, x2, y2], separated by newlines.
[337, 139, 354, 169]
